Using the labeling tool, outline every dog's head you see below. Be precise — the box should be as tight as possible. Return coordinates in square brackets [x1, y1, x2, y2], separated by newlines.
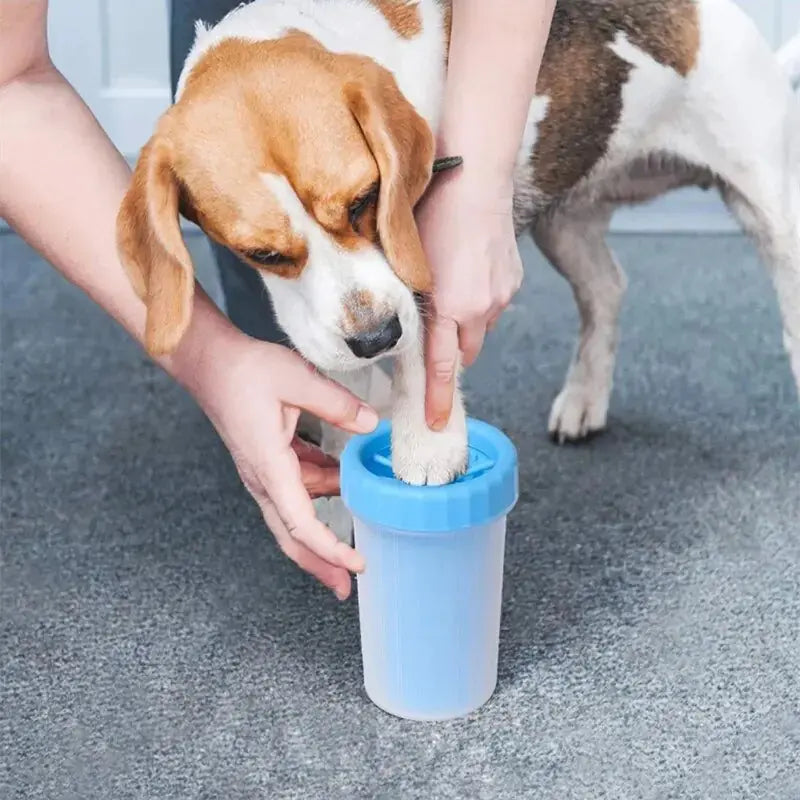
[117, 32, 435, 370]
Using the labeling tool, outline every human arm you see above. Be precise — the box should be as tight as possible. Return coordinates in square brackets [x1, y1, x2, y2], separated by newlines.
[420, 0, 556, 429]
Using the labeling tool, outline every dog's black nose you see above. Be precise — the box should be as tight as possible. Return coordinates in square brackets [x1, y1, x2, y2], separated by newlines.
[345, 314, 402, 359]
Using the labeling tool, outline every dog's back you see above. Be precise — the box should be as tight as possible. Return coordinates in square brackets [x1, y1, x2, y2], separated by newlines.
[516, 0, 797, 220]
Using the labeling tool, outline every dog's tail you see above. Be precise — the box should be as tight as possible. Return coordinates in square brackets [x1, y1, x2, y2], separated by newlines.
[777, 32, 800, 88]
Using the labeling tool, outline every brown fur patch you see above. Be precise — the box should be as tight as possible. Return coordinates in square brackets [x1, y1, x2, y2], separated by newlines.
[529, 0, 700, 197]
[368, 1, 422, 38]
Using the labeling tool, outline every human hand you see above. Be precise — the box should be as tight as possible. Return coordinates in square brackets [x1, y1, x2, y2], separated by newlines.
[417, 172, 523, 430]
[189, 334, 378, 600]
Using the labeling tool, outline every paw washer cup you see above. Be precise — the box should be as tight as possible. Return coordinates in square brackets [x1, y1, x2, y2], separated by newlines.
[340, 418, 518, 720]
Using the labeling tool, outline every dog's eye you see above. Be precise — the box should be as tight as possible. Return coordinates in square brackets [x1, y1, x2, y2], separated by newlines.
[244, 249, 291, 267]
[348, 183, 379, 229]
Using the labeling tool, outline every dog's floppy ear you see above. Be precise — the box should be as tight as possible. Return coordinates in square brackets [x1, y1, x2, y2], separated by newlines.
[345, 76, 435, 293]
[116, 128, 194, 357]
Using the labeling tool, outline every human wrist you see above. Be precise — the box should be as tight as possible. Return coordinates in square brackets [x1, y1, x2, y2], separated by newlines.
[428, 161, 515, 217]
[433, 114, 520, 210]
[159, 285, 249, 406]
[436, 131, 517, 192]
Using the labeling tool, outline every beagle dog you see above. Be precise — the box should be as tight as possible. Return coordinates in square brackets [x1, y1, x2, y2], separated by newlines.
[117, 0, 800, 538]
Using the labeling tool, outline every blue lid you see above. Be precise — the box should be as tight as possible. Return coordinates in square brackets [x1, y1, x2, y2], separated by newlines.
[340, 418, 518, 532]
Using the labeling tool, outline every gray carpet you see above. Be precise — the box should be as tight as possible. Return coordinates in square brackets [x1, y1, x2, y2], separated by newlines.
[2, 230, 799, 800]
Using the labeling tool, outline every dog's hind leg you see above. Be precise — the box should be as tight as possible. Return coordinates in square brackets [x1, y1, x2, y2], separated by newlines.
[720, 79, 800, 398]
[676, 0, 800, 400]
[695, 47, 800, 396]
[533, 206, 627, 442]
[720, 171, 800, 399]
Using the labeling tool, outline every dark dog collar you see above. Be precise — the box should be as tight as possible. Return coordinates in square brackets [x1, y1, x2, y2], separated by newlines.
[432, 155, 463, 174]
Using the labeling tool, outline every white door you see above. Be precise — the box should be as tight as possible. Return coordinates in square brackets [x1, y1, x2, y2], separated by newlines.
[46, 0, 799, 231]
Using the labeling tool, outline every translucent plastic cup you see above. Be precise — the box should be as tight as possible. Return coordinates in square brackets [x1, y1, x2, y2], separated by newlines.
[340, 418, 518, 720]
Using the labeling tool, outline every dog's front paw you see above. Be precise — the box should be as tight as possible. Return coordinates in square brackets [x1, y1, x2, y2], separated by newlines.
[548, 383, 609, 443]
[391, 416, 469, 486]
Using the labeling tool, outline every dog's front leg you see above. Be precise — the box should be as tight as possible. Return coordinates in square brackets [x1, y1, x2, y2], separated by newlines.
[391, 339, 469, 486]
[314, 364, 393, 543]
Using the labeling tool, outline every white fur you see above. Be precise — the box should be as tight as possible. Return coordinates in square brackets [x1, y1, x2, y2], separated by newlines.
[516, 96, 550, 171]
[777, 32, 800, 88]
[314, 363, 393, 542]
[390, 342, 468, 486]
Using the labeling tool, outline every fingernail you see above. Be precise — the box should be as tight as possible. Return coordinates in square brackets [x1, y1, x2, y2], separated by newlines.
[430, 415, 447, 432]
[355, 404, 379, 431]
[334, 587, 349, 602]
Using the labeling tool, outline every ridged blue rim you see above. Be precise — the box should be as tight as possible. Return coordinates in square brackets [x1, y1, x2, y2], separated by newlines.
[340, 418, 519, 532]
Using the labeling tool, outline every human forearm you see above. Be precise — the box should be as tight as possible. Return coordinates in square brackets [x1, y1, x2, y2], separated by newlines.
[421, 0, 554, 422]
[438, 0, 556, 193]
[0, 65, 235, 395]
